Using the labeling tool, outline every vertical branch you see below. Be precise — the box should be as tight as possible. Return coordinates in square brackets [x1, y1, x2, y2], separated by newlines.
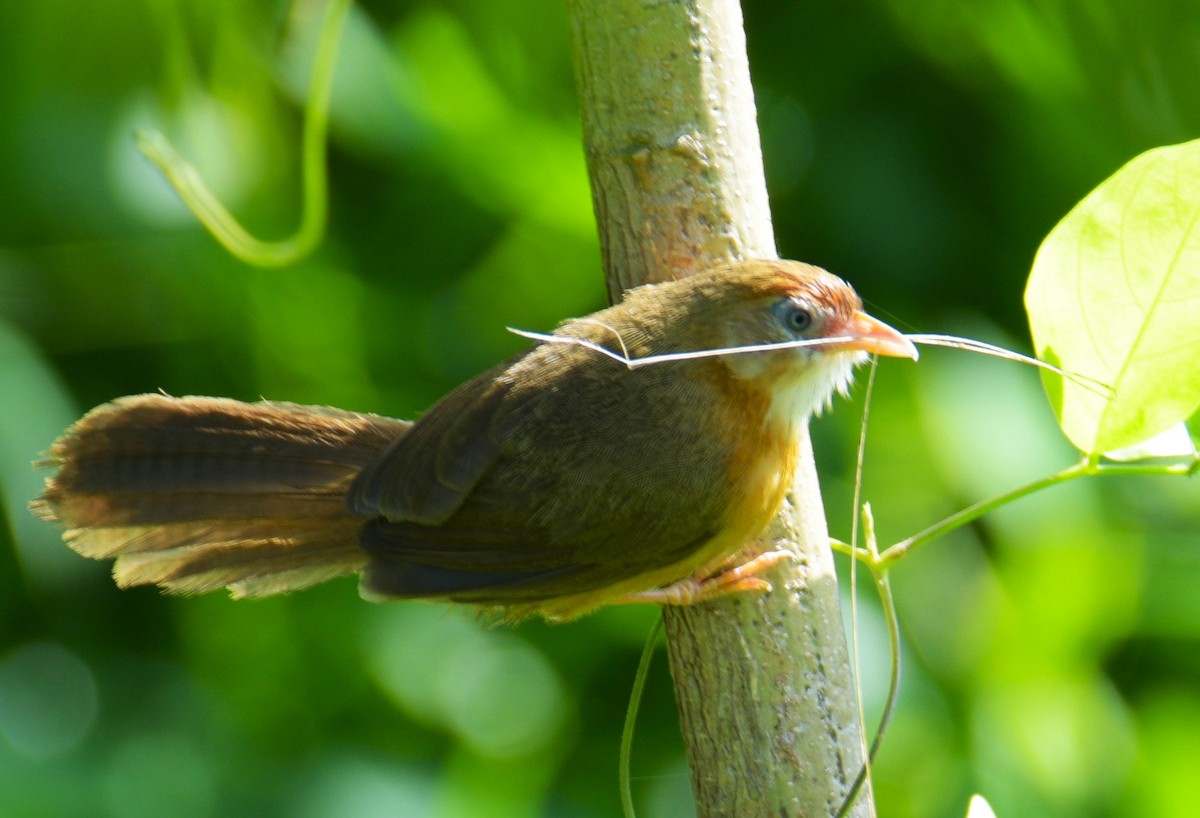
[566, 1, 872, 816]
[568, 0, 775, 296]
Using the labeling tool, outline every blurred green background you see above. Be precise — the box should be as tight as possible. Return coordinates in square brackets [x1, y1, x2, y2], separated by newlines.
[2, 1, 1198, 816]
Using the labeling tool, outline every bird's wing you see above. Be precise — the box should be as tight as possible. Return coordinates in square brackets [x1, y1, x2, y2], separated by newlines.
[357, 515, 592, 601]
[346, 345, 732, 605]
[347, 357, 517, 525]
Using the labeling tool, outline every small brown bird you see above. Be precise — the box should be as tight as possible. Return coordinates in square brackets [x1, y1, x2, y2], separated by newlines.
[33, 259, 915, 620]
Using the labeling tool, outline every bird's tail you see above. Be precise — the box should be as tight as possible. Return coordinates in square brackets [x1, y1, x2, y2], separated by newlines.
[32, 394, 409, 598]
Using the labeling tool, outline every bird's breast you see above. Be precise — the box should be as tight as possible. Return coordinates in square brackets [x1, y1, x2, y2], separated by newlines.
[721, 421, 800, 546]
[704, 368, 804, 551]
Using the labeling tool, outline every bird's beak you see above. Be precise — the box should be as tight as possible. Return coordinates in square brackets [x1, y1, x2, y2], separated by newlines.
[828, 311, 919, 360]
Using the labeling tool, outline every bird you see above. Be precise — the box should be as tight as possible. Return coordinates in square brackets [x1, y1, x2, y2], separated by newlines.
[32, 259, 916, 621]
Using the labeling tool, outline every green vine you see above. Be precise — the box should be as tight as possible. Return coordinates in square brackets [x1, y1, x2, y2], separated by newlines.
[834, 501, 901, 818]
[829, 447, 1197, 815]
[862, 455, 1198, 570]
[138, 0, 351, 266]
[620, 615, 664, 818]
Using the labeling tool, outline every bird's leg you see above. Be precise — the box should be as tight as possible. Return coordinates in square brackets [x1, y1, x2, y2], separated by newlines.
[616, 549, 793, 606]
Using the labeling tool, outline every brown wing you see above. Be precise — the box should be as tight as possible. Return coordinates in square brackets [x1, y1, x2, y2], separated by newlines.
[347, 339, 734, 604]
[347, 357, 517, 525]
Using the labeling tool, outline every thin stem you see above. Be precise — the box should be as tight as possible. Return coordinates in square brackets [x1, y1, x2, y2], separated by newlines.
[829, 538, 871, 561]
[620, 615, 664, 818]
[836, 501, 893, 818]
[868, 569, 902, 763]
[828, 440, 1195, 815]
[877, 456, 1198, 568]
[843, 358, 879, 811]
[138, 0, 350, 267]
[836, 559, 902, 818]
[1088, 460, 1197, 477]
[878, 461, 1091, 568]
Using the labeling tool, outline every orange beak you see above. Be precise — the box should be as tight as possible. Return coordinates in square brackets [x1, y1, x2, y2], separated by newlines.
[827, 311, 919, 360]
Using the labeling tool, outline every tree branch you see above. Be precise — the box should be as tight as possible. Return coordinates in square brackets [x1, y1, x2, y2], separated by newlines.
[566, 1, 872, 815]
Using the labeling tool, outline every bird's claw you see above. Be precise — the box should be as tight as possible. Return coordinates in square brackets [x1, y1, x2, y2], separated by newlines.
[616, 548, 794, 607]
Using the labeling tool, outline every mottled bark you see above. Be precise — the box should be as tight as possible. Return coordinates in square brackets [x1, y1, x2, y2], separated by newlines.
[566, 1, 872, 814]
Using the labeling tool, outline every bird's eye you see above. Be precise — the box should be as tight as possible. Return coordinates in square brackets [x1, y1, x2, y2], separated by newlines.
[773, 297, 815, 335]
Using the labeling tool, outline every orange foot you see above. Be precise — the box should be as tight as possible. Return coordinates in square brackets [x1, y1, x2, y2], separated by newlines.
[617, 549, 794, 606]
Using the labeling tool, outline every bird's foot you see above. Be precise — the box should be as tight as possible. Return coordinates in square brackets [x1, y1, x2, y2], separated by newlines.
[617, 549, 793, 607]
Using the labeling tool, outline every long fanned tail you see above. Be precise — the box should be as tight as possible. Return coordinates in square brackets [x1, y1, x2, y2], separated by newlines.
[32, 394, 409, 598]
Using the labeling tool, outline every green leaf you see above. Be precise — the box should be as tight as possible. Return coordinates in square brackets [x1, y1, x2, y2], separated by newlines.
[1025, 139, 1200, 456]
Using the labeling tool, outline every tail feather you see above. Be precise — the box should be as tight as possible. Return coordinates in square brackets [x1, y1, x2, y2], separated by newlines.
[53, 492, 352, 529]
[34, 394, 409, 597]
[112, 523, 367, 598]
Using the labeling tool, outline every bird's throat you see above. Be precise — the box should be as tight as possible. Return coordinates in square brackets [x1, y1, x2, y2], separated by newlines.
[766, 349, 863, 431]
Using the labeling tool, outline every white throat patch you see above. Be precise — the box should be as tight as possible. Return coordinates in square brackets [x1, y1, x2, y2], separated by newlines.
[767, 349, 867, 430]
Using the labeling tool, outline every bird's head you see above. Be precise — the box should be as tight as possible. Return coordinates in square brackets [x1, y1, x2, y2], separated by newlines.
[635, 259, 917, 426]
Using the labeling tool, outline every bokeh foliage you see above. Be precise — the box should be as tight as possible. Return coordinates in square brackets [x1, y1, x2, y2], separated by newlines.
[1, 1, 1198, 816]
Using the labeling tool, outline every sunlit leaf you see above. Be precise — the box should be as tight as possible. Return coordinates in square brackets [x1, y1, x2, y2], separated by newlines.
[1026, 139, 1200, 455]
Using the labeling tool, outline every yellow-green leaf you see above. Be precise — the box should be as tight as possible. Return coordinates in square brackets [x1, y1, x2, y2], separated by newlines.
[1025, 139, 1200, 456]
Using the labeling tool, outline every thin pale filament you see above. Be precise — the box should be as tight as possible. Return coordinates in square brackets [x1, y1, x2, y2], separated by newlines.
[508, 326, 1111, 395]
[904, 333, 1111, 396]
[508, 327, 877, 365]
